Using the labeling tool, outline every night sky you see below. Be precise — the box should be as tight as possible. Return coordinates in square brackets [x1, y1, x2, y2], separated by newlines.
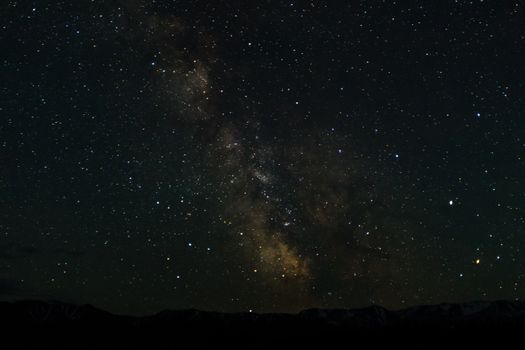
[1, 1, 524, 315]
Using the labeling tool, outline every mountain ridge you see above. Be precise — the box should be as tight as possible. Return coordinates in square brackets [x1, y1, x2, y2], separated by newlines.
[2, 299, 524, 347]
[2, 298, 525, 323]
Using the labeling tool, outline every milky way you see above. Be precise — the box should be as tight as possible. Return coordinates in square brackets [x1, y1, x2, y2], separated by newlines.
[1, 1, 524, 314]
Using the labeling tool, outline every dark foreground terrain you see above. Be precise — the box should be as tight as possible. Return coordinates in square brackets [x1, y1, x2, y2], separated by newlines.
[1, 300, 524, 348]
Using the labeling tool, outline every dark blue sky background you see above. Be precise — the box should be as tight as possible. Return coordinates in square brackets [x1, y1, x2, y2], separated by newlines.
[1, 0, 524, 315]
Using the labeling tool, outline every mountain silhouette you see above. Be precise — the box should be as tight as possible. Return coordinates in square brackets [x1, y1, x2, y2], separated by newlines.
[2, 300, 523, 347]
